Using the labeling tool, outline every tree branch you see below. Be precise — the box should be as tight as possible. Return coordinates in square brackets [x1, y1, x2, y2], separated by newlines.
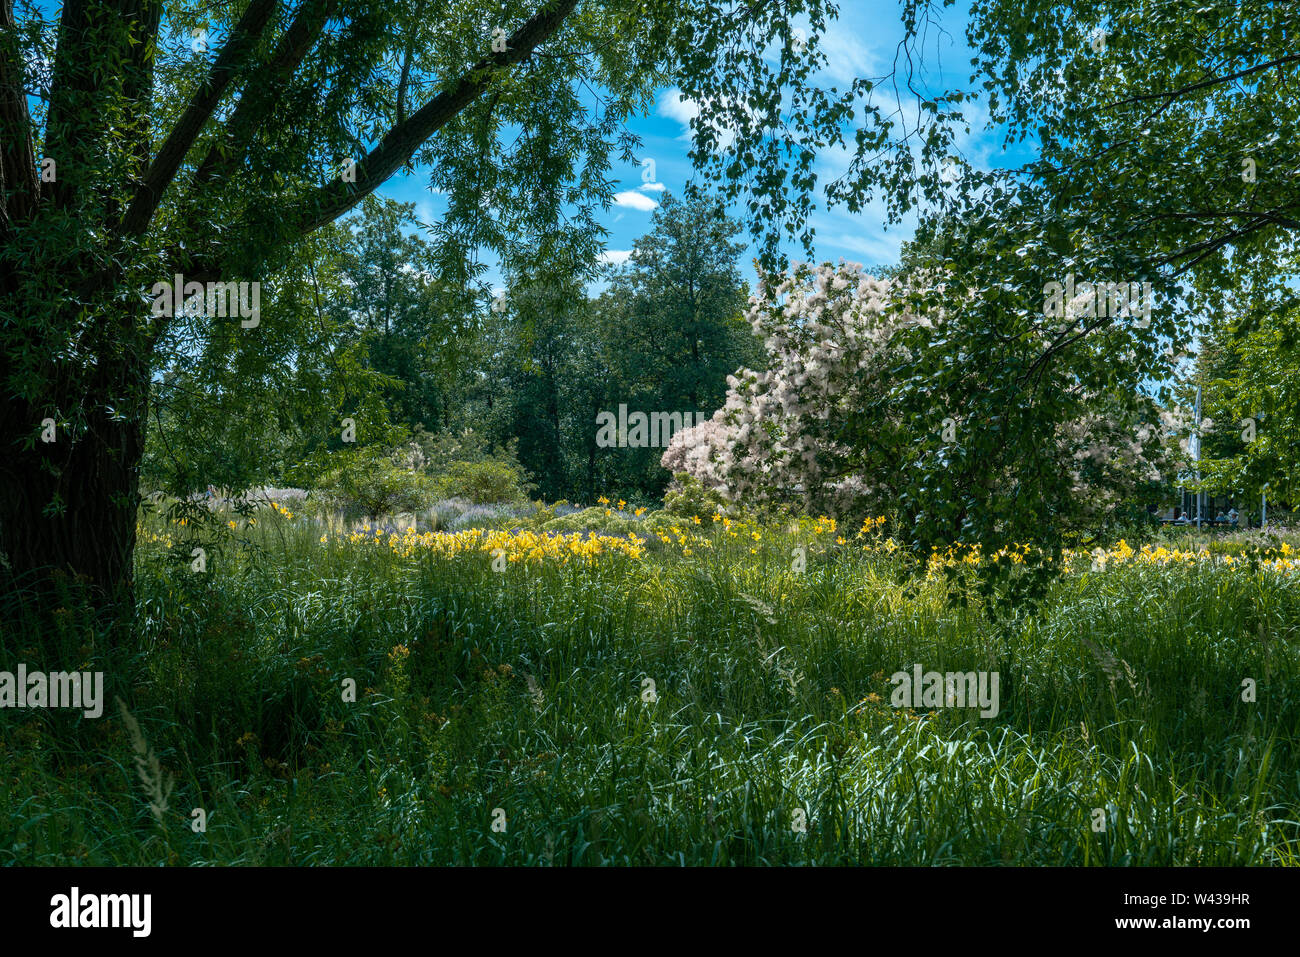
[119, 0, 280, 235]
[395, 0, 428, 127]
[190, 0, 341, 189]
[1108, 54, 1300, 110]
[43, 0, 96, 208]
[1141, 208, 1300, 232]
[288, 0, 580, 237]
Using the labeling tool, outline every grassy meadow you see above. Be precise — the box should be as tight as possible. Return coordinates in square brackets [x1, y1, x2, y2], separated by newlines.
[3, 501, 1299, 866]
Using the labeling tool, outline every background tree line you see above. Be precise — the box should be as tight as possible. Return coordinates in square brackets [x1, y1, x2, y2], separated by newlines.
[143, 190, 763, 504]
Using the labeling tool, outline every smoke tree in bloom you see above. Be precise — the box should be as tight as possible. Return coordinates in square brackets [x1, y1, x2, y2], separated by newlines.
[665, 260, 1172, 552]
[663, 261, 925, 517]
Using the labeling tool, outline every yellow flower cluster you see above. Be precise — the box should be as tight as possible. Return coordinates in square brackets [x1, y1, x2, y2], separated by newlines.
[813, 515, 837, 535]
[652, 524, 714, 556]
[925, 542, 1032, 570]
[921, 538, 1300, 575]
[267, 501, 295, 520]
[136, 524, 174, 549]
[330, 525, 647, 564]
[1064, 539, 1299, 574]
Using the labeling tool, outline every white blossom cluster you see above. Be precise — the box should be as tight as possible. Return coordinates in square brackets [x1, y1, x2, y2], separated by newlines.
[662, 261, 925, 512]
[664, 259, 1174, 522]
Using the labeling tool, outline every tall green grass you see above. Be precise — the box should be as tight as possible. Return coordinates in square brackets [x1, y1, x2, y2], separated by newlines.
[2, 511, 1297, 865]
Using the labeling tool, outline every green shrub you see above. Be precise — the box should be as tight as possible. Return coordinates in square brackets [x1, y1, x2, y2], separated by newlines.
[314, 446, 431, 521]
[431, 458, 535, 504]
[410, 428, 536, 504]
[537, 506, 642, 535]
[663, 472, 731, 522]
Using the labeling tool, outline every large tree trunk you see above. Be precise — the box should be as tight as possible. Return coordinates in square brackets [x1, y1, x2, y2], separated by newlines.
[0, 299, 148, 633]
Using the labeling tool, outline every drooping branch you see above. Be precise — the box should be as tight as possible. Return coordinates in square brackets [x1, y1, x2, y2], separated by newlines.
[287, 0, 581, 237]
[119, 0, 281, 235]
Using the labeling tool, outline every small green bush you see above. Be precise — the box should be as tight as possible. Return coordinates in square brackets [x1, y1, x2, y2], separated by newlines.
[538, 506, 642, 535]
[314, 447, 431, 521]
[431, 458, 535, 504]
[410, 428, 536, 504]
[663, 472, 731, 522]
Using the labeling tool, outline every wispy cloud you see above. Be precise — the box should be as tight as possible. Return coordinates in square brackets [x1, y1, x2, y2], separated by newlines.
[658, 89, 698, 132]
[820, 231, 904, 264]
[658, 88, 736, 151]
[817, 28, 880, 86]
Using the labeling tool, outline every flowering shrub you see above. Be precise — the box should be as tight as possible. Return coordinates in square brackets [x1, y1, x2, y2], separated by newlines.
[664, 262, 918, 517]
[665, 261, 1170, 530]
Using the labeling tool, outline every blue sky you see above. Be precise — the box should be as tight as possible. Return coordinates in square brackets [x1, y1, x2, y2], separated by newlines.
[376, 0, 1020, 295]
[23, 0, 1017, 293]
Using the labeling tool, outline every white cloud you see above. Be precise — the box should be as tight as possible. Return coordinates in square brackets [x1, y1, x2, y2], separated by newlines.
[658, 87, 736, 151]
[638, 181, 667, 192]
[817, 28, 880, 87]
[821, 232, 903, 264]
[613, 190, 658, 212]
[599, 250, 634, 266]
[658, 88, 699, 130]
